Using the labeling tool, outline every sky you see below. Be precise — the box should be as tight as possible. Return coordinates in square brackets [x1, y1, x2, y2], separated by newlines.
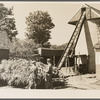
[2, 1, 100, 45]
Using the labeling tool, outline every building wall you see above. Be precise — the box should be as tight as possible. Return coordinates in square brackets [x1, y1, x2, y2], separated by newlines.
[0, 30, 11, 59]
[75, 20, 98, 73]
[84, 20, 96, 73]
[95, 49, 100, 79]
[95, 49, 100, 65]
[0, 49, 9, 60]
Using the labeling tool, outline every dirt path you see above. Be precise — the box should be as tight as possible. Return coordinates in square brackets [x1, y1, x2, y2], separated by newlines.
[64, 74, 100, 90]
[59, 67, 100, 90]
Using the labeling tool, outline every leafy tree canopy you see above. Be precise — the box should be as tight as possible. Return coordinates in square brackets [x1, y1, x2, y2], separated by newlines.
[50, 43, 67, 49]
[0, 3, 18, 40]
[10, 38, 41, 58]
[25, 10, 55, 47]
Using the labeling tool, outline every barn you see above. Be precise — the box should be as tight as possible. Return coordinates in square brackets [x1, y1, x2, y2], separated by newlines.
[68, 4, 100, 78]
[0, 30, 11, 60]
[38, 47, 75, 68]
[38, 48, 64, 66]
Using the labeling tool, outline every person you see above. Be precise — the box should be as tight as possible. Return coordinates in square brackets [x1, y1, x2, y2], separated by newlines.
[26, 60, 37, 89]
[45, 58, 53, 89]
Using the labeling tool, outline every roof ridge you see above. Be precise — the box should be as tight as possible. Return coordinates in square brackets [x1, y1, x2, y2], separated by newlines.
[68, 4, 100, 25]
[85, 4, 100, 15]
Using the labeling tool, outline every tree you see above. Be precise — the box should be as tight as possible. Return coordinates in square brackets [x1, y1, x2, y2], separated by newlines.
[50, 43, 67, 49]
[43, 42, 51, 48]
[25, 10, 55, 47]
[10, 38, 41, 58]
[0, 3, 18, 41]
[50, 44, 58, 49]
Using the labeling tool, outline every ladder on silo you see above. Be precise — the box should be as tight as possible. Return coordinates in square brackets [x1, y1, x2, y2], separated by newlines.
[57, 10, 86, 70]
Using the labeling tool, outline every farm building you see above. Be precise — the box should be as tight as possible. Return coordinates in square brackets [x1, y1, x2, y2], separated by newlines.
[0, 30, 11, 60]
[38, 47, 75, 67]
[38, 4, 100, 79]
[68, 4, 100, 74]
[38, 48, 64, 66]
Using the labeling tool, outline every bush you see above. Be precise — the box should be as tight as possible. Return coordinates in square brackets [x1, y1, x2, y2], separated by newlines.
[10, 38, 41, 59]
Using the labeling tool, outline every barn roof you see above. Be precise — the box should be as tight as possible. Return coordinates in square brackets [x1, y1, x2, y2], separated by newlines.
[0, 30, 11, 49]
[38, 48, 64, 56]
[68, 4, 100, 25]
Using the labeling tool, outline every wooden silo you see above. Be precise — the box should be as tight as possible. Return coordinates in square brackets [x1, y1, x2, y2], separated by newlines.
[68, 4, 100, 73]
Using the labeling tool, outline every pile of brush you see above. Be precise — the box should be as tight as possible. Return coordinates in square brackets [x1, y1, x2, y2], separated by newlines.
[0, 59, 45, 88]
[0, 59, 67, 89]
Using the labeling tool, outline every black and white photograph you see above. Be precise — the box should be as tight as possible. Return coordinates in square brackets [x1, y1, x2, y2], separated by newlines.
[0, 1, 100, 98]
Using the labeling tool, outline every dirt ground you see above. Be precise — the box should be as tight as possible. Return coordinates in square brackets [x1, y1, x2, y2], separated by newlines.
[65, 74, 99, 90]
[60, 67, 100, 90]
